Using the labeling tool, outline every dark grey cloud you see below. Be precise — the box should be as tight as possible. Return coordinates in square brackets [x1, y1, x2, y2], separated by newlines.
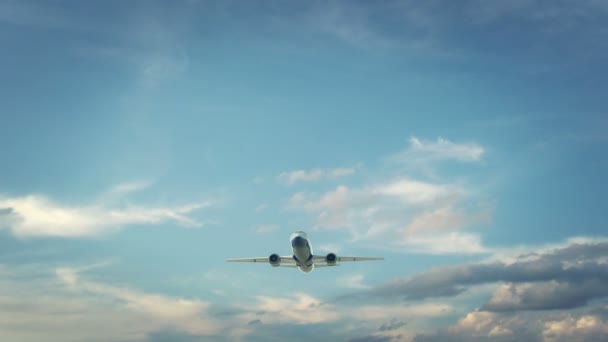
[145, 330, 206, 342]
[413, 332, 528, 342]
[348, 335, 392, 342]
[378, 317, 407, 331]
[368, 242, 608, 311]
[248, 319, 263, 325]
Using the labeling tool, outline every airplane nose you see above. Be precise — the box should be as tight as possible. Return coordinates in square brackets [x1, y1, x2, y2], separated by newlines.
[291, 236, 307, 247]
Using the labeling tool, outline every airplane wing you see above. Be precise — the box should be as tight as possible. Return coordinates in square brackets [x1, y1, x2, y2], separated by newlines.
[313, 264, 339, 268]
[225, 256, 296, 263]
[335, 256, 384, 262]
[311, 255, 384, 263]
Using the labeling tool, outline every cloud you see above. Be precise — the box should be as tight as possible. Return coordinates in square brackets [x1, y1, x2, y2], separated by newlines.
[288, 176, 488, 254]
[235, 293, 451, 335]
[413, 310, 528, 342]
[367, 240, 608, 310]
[278, 167, 356, 185]
[349, 336, 392, 342]
[331, 167, 357, 177]
[372, 178, 461, 205]
[238, 293, 341, 325]
[379, 318, 408, 332]
[0, 184, 211, 238]
[55, 267, 220, 335]
[391, 137, 485, 167]
[337, 274, 370, 289]
[404, 205, 492, 234]
[254, 224, 278, 234]
[0, 263, 222, 342]
[399, 231, 489, 255]
[254, 203, 268, 212]
[543, 315, 608, 342]
[414, 306, 608, 342]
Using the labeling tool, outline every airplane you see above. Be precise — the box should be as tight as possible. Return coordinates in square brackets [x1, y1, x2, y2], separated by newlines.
[226, 231, 383, 273]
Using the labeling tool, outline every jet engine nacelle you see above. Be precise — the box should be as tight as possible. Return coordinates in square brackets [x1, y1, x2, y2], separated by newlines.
[325, 253, 337, 266]
[268, 253, 281, 267]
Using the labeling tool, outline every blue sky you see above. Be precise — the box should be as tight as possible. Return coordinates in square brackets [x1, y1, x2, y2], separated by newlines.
[1, 1, 607, 341]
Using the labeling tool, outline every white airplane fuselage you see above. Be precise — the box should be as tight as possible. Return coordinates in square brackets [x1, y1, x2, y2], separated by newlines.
[290, 231, 314, 273]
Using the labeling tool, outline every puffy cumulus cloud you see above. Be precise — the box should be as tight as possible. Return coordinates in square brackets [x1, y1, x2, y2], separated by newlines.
[483, 280, 608, 312]
[0, 183, 211, 238]
[368, 240, 608, 310]
[278, 166, 357, 185]
[288, 177, 489, 254]
[414, 307, 608, 342]
[543, 315, 608, 342]
[284, 136, 491, 255]
[414, 309, 535, 342]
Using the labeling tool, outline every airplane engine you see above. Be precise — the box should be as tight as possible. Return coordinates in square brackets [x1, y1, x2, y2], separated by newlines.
[325, 253, 337, 266]
[268, 253, 281, 267]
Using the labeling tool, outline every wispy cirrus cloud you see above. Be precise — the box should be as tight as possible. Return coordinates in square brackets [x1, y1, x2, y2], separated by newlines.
[0, 263, 222, 342]
[253, 224, 278, 234]
[235, 292, 451, 332]
[337, 274, 370, 290]
[55, 267, 221, 336]
[0, 182, 212, 238]
[278, 166, 357, 185]
[390, 137, 485, 168]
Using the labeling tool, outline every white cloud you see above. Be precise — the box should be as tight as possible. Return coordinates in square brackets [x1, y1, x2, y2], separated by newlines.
[317, 243, 341, 254]
[400, 231, 489, 255]
[373, 178, 460, 205]
[448, 310, 501, 335]
[391, 136, 485, 168]
[254, 203, 268, 212]
[254, 224, 278, 234]
[0, 263, 222, 342]
[0, 185, 212, 238]
[55, 267, 220, 335]
[239, 293, 340, 325]
[106, 180, 153, 197]
[279, 169, 324, 184]
[288, 177, 489, 254]
[543, 315, 608, 342]
[337, 274, 370, 289]
[237, 293, 451, 331]
[330, 167, 356, 177]
[278, 166, 357, 185]
[404, 204, 492, 233]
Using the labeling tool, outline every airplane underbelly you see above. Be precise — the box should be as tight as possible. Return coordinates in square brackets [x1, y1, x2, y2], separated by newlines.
[293, 246, 311, 265]
[298, 264, 313, 273]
